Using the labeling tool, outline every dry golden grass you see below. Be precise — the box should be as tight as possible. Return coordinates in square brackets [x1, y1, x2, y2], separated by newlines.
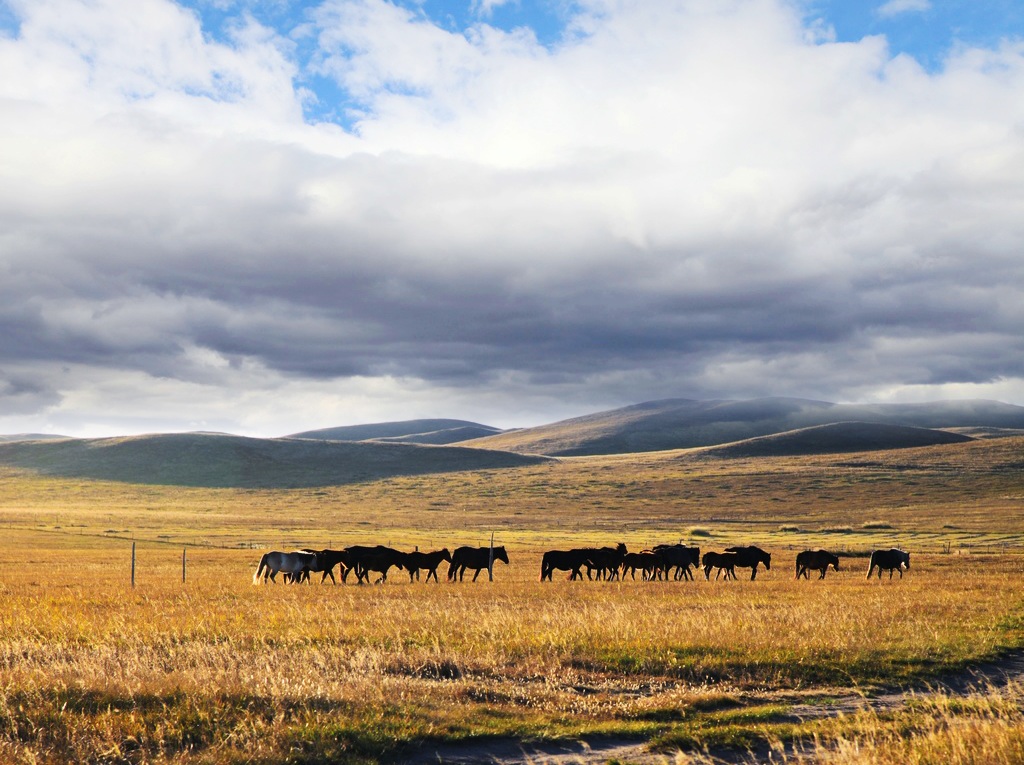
[0, 436, 1023, 763]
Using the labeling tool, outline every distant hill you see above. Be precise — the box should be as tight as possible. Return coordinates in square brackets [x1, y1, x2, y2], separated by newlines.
[372, 425, 505, 445]
[696, 421, 974, 458]
[0, 433, 70, 443]
[459, 397, 1024, 456]
[0, 432, 547, 489]
[287, 419, 502, 445]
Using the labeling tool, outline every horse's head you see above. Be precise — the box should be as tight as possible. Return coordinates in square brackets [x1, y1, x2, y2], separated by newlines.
[493, 546, 509, 564]
[615, 542, 627, 554]
[440, 547, 452, 562]
[688, 547, 700, 566]
[831, 555, 840, 572]
[763, 552, 771, 570]
[903, 552, 910, 569]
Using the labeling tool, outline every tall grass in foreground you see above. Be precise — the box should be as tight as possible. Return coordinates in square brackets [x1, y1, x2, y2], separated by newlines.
[0, 542, 1022, 764]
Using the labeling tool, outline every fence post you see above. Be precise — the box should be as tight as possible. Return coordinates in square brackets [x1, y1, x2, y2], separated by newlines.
[488, 532, 494, 582]
[131, 542, 136, 588]
[182, 547, 187, 584]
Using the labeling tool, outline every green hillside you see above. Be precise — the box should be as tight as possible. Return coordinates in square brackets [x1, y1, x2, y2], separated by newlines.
[0, 433, 548, 488]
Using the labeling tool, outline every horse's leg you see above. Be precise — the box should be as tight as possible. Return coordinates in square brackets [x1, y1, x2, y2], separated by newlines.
[750, 565, 758, 581]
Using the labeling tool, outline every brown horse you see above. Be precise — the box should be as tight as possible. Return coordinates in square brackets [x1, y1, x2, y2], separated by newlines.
[795, 549, 840, 579]
[702, 551, 739, 580]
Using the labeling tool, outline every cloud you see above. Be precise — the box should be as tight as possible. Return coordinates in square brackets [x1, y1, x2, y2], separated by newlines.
[1, 0, 1023, 436]
[876, 0, 931, 19]
[471, 0, 518, 18]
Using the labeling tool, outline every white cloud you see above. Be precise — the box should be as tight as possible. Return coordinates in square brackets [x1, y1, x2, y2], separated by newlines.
[1, 0, 1023, 436]
[877, 0, 931, 19]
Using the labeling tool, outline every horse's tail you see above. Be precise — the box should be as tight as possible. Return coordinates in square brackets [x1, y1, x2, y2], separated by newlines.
[253, 553, 268, 584]
[866, 552, 877, 579]
[447, 557, 458, 581]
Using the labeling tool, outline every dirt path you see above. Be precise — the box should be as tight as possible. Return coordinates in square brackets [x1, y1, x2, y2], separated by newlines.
[403, 650, 1024, 765]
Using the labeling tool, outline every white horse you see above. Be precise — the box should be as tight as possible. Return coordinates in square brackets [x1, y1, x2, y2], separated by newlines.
[253, 550, 319, 584]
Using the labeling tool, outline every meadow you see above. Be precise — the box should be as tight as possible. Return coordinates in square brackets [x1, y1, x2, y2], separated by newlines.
[1, 436, 1023, 763]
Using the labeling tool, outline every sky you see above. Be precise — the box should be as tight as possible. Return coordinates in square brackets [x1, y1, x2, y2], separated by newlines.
[1, 0, 1023, 438]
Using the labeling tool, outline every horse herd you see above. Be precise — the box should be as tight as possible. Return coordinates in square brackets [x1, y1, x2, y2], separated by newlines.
[253, 542, 911, 584]
[253, 544, 508, 584]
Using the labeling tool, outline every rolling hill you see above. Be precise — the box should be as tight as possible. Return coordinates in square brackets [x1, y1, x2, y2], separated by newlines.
[0, 433, 548, 489]
[694, 421, 974, 458]
[287, 419, 502, 445]
[458, 397, 1024, 456]
[0, 433, 70, 443]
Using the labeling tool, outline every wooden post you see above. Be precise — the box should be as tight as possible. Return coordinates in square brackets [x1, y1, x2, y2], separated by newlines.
[488, 532, 494, 582]
[131, 542, 136, 588]
[182, 548, 187, 583]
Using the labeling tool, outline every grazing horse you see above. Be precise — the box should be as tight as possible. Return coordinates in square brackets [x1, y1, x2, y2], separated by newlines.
[253, 550, 320, 584]
[653, 544, 701, 581]
[867, 548, 910, 579]
[724, 545, 772, 580]
[795, 549, 840, 579]
[448, 545, 509, 582]
[583, 543, 628, 580]
[404, 548, 452, 582]
[702, 551, 739, 581]
[540, 549, 591, 581]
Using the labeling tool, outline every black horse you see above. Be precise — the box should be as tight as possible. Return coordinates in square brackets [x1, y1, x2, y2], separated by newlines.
[448, 545, 509, 582]
[344, 545, 408, 584]
[404, 548, 452, 582]
[652, 544, 701, 581]
[702, 551, 739, 580]
[867, 548, 910, 579]
[582, 543, 628, 580]
[795, 549, 840, 579]
[293, 548, 353, 584]
[621, 551, 662, 581]
[540, 549, 590, 581]
[724, 545, 772, 580]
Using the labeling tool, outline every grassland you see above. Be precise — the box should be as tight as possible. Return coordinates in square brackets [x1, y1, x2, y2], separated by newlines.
[1, 436, 1023, 763]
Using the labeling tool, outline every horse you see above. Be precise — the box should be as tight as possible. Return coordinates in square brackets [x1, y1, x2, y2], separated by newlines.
[253, 550, 320, 584]
[540, 549, 592, 581]
[702, 551, 739, 581]
[724, 545, 772, 580]
[652, 544, 701, 581]
[621, 551, 662, 581]
[867, 548, 910, 579]
[582, 543, 628, 580]
[404, 548, 452, 582]
[448, 545, 509, 582]
[795, 549, 840, 579]
[354, 545, 409, 584]
[292, 548, 353, 584]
